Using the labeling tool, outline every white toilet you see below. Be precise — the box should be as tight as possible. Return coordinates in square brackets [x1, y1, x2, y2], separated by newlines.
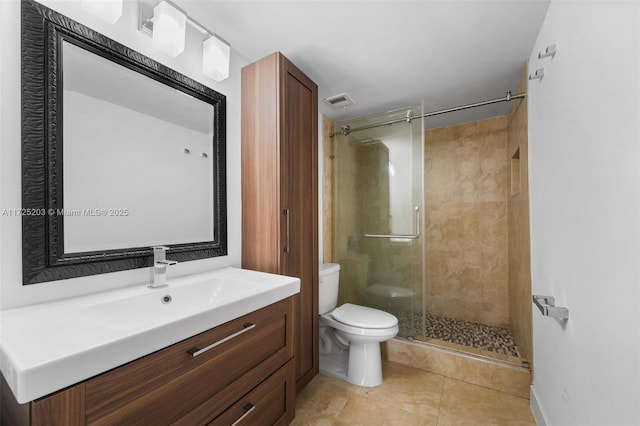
[319, 263, 399, 387]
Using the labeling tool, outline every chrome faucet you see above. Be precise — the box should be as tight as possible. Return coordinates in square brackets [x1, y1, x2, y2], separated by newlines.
[149, 246, 178, 288]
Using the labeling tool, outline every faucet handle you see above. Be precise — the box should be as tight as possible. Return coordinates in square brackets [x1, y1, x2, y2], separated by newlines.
[152, 246, 173, 264]
[149, 246, 177, 289]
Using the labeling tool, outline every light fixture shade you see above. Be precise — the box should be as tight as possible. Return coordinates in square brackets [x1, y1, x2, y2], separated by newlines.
[82, 0, 123, 24]
[152, 1, 186, 57]
[202, 35, 230, 82]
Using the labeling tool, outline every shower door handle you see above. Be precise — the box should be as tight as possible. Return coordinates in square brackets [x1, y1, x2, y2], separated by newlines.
[364, 206, 420, 239]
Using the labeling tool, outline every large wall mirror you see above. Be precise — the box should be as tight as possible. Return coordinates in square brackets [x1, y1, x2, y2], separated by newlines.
[22, 0, 227, 284]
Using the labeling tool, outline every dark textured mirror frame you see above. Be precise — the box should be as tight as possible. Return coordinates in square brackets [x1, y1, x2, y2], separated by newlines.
[21, 0, 227, 285]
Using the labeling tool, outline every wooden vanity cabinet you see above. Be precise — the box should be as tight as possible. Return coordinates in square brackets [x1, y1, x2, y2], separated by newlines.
[1, 298, 296, 426]
[241, 52, 319, 392]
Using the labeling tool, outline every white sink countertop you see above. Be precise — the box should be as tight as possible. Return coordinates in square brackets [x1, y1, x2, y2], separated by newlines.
[0, 267, 300, 403]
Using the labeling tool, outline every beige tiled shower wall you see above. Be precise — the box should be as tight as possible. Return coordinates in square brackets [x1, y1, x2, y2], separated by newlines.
[424, 116, 509, 328]
[333, 136, 393, 306]
[507, 66, 533, 364]
[326, 118, 391, 306]
[323, 115, 334, 263]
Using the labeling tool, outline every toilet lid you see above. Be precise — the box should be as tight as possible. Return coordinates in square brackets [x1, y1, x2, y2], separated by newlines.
[331, 303, 398, 329]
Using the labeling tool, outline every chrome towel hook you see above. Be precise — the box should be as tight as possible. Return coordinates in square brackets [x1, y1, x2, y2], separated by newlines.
[538, 43, 558, 59]
[529, 68, 545, 81]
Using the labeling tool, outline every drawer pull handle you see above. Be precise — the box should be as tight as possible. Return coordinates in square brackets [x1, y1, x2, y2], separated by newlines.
[187, 323, 256, 357]
[230, 403, 255, 426]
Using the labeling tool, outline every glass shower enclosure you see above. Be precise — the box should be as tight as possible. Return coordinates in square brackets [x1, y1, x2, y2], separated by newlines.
[331, 106, 424, 338]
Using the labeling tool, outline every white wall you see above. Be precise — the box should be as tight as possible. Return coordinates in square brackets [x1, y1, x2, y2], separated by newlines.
[0, 0, 249, 309]
[528, 1, 640, 425]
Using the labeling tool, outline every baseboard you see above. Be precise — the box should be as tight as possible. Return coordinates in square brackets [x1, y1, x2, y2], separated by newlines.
[530, 385, 550, 426]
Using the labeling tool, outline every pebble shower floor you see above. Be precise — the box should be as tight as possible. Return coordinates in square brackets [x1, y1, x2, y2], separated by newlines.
[395, 312, 521, 357]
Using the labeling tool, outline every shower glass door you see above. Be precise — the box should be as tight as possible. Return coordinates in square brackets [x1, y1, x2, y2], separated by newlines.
[332, 106, 424, 338]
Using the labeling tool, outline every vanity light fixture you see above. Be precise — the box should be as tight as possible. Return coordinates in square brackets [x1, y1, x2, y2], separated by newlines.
[202, 34, 230, 82]
[139, 1, 231, 81]
[82, 0, 123, 24]
[151, 1, 186, 57]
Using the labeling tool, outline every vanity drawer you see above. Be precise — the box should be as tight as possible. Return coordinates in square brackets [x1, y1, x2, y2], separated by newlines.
[208, 359, 295, 426]
[84, 298, 293, 424]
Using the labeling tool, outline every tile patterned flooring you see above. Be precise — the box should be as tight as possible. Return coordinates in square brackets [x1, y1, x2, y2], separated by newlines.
[291, 362, 535, 425]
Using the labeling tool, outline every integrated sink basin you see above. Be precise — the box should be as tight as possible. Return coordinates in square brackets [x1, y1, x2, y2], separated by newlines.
[88, 276, 267, 331]
[0, 267, 300, 403]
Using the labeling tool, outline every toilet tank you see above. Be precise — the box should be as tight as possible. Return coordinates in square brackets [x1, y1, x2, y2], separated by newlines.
[319, 263, 340, 315]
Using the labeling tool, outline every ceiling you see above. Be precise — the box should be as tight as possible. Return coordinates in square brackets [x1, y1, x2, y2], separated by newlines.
[64, 40, 213, 135]
[177, 0, 550, 127]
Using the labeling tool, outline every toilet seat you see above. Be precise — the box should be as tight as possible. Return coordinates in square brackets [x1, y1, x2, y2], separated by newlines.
[321, 304, 399, 338]
[320, 313, 398, 338]
[332, 303, 398, 329]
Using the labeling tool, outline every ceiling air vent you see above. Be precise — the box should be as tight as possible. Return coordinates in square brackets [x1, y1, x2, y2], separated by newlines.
[323, 93, 354, 109]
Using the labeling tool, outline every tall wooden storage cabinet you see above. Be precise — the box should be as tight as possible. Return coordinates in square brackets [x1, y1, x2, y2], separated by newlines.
[241, 52, 319, 391]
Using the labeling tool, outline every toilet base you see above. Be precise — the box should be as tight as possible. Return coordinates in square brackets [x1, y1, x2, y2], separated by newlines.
[347, 342, 383, 387]
[319, 348, 349, 382]
[319, 341, 384, 388]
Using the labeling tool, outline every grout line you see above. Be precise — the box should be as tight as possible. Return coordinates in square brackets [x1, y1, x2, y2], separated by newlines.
[444, 376, 533, 402]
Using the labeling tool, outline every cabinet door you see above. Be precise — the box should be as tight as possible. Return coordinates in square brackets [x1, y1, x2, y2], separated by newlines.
[208, 360, 295, 426]
[281, 58, 318, 390]
[241, 53, 282, 275]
